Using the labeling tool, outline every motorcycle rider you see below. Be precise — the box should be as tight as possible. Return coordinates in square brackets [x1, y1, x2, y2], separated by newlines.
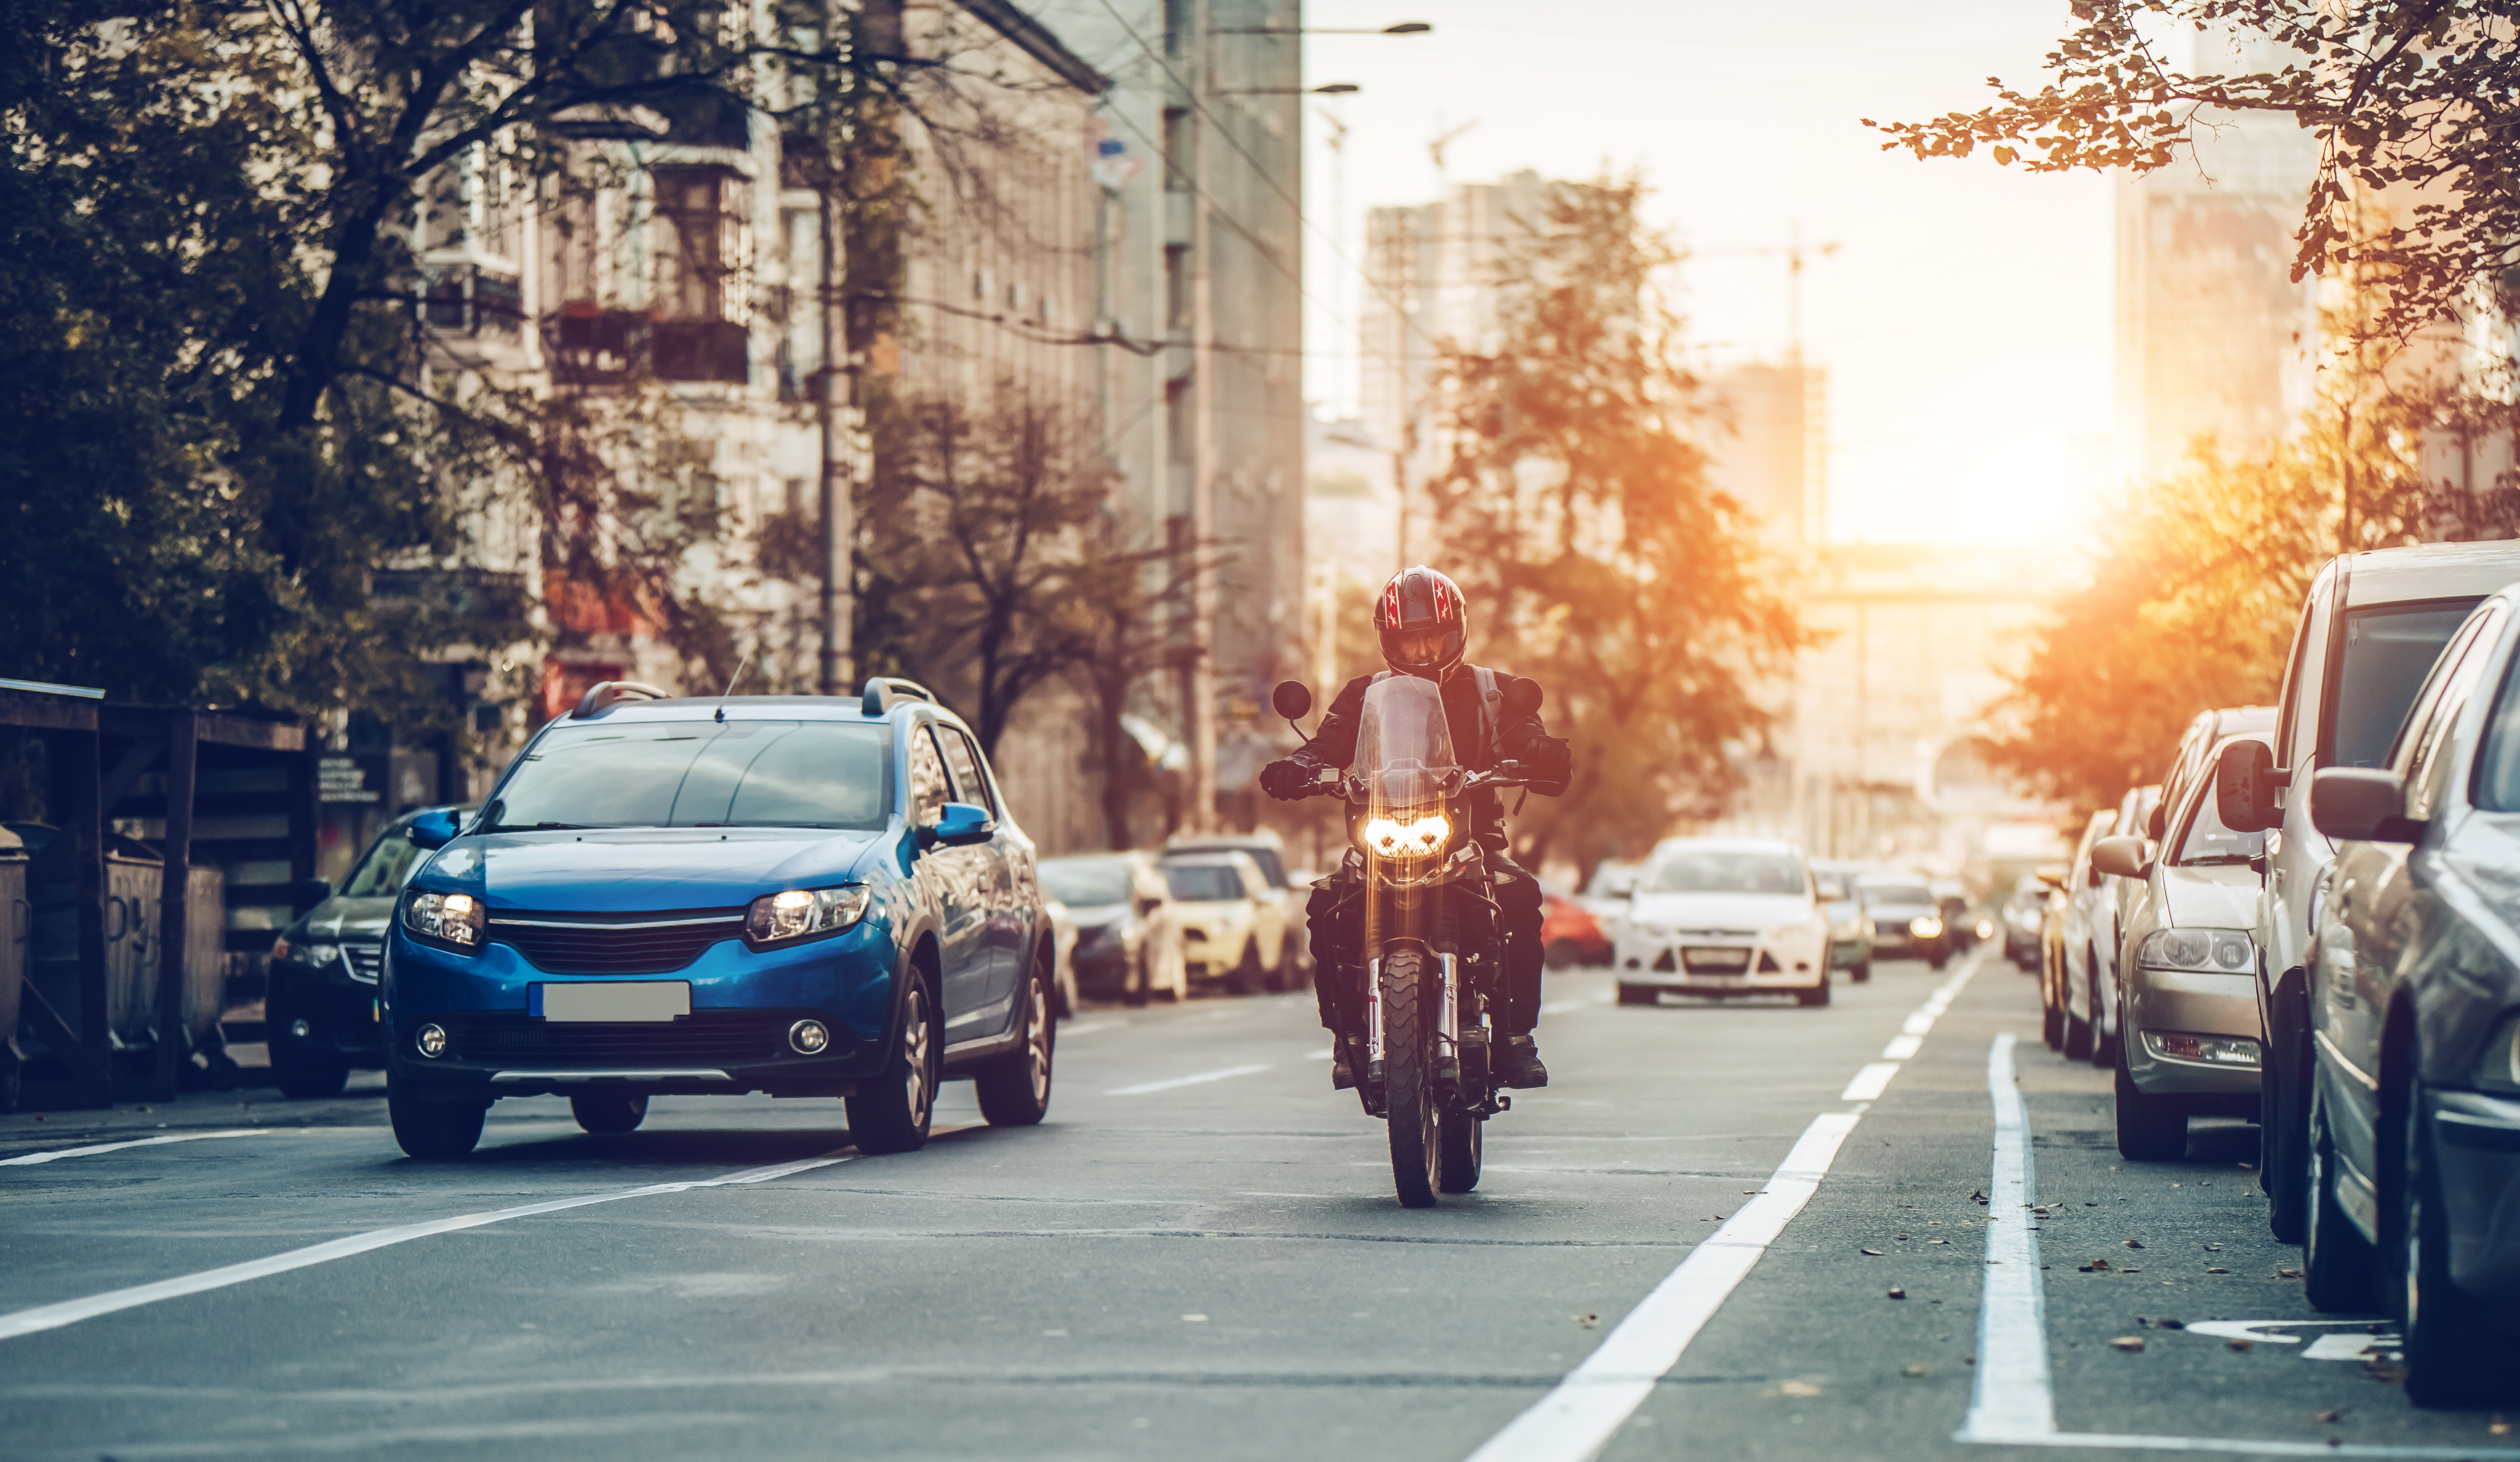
[1258, 566, 1570, 1090]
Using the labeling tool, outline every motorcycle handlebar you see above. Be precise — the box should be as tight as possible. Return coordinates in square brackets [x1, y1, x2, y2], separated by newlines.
[1291, 761, 1533, 800]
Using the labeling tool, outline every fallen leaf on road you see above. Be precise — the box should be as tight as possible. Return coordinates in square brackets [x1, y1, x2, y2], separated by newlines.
[2490, 1418, 2511, 1436]
[2206, 1267, 2229, 1274]
[2157, 1319, 2185, 1330]
[1895, 1234, 1910, 1241]
[1182, 1314, 1208, 1322]
[2204, 1243, 2224, 1252]
[2277, 1267, 2304, 1279]
[1780, 1380, 1822, 1397]
[1574, 1314, 1598, 1328]
[1888, 1287, 1907, 1300]
[2084, 1201, 2098, 1206]
[2124, 1239, 2145, 1249]
[1861, 1248, 1885, 1256]
[1902, 1363, 1931, 1378]
[2082, 1258, 2114, 1272]
[2315, 1409, 2343, 1424]
[2228, 1339, 2253, 1353]
[2111, 1336, 2146, 1353]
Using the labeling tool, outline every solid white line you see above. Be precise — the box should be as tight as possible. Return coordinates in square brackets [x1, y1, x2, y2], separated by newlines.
[1839, 1063, 1900, 1101]
[1463, 1110, 1863, 1462]
[1104, 1063, 1272, 1096]
[1055, 1020, 1124, 1038]
[1957, 1031, 2055, 1443]
[1880, 1034, 1923, 1061]
[0, 1129, 269, 1167]
[0, 1152, 851, 1342]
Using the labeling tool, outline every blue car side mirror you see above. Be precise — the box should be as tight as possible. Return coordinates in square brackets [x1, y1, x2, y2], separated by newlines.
[922, 801, 996, 849]
[406, 809, 464, 851]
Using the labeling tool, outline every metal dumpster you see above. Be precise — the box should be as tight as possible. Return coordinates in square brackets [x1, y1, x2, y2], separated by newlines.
[26, 835, 225, 1067]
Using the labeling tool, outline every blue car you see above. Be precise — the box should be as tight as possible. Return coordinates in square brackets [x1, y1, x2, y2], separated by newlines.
[380, 679, 1057, 1159]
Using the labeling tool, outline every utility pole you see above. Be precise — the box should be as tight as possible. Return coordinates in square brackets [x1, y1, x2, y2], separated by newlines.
[1184, 0, 1218, 831]
[816, 178, 853, 697]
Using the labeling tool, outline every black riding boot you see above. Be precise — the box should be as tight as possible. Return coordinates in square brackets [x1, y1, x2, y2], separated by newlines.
[1496, 1034, 1549, 1088]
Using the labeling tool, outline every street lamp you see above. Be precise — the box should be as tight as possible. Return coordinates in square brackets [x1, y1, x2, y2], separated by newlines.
[1219, 82, 1360, 95]
[1213, 21, 1432, 33]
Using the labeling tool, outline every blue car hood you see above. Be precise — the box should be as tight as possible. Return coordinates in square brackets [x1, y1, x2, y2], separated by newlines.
[423, 828, 889, 912]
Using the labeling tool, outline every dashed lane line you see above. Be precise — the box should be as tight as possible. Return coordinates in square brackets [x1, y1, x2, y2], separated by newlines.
[0, 1152, 853, 1342]
[1838, 1063, 1900, 1102]
[1, 1129, 270, 1167]
[1954, 1034, 2520, 1460]
[1104, 1064, 1274, 1097]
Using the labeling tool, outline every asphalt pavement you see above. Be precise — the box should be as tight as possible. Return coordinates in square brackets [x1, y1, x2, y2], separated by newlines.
[4, 950, 2517, 1461]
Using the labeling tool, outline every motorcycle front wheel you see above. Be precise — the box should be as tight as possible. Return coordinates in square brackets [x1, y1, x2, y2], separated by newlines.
[1380, 945, 1442, 1208]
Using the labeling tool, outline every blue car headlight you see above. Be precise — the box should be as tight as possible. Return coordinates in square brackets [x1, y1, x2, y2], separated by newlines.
[400, 891, 485, 954]
[746, 886, 872, 946]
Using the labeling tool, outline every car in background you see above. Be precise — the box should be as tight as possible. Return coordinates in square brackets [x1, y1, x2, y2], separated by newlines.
[1858, 872, 1949, 968]
[2061, 799, 2140, 1060]
[1039, 852, 1183, 1004]
[1579, 859, 1643, 922]
[1039, 900, 1080, 1018]
[2093, 731, 2272, 1162]
[2216, 541, 2520, 1245]
[2039, 866, 2070, 1042]
[1812, 861, 1872, 982]
[1540, 892, 1612, 968]
[382, 679, 1059, 1160]
[265, 806, 466, 1099]
[1931, 878, 1973, 947]
[1166, 831, 1309, 985]
[1614, 838, 1831, 1007]
[2001, 873, 2050, 971]
[1159, 850, 1280, 992]
[2297, 585, 2520, 1403]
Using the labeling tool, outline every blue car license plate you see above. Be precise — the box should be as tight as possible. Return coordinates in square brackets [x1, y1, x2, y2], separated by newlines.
[531, 982, 691, 1023]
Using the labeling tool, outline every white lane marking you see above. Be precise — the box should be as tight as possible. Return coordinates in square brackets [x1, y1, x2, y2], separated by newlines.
[1839, 1063, 1900, 1102]
[1464, 1111, 1863, 1462]
[2180, 1319, 2368, 1346]
[1881, 1034, 1922, 1061]
[1901, 1011, 1936, 1035]
[1104, 1064, 1272, 1097]
[2302, 1332, 2398, 1361]
[1056, 1020, 1124, 1038]
[0, 1129, 269, 1167]
[0, 1152, 852, 1342]
[1959, 1032, 2054, 1442]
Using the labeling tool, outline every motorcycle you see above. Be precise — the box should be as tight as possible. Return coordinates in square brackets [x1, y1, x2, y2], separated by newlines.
[1270, 674, 1540, 1208]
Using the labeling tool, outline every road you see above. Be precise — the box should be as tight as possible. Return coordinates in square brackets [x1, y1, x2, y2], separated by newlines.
[4, 951, 2516, 1460]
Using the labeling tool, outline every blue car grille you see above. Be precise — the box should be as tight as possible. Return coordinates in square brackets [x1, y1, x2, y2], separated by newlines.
[439, 1010, 795, 1065]
[486, 912, 747, 975]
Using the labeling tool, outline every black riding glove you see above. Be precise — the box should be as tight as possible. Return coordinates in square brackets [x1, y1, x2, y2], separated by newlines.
[1259, 756, 1322, 800]
[1518, 736, 1572, 786]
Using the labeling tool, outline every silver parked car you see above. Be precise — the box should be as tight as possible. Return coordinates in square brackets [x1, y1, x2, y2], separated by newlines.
[2093, 730, 2273, 1160]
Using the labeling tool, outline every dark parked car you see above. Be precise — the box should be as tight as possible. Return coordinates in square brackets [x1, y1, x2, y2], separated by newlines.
[1859, 873, 1950, 967]
[1039, 851, 1176, 1002]
[2299, 587, 2520, 1404]
[2000, 874, 2048, 970]
[382, 679, 1059, 1160]
[265, 807, 465, 1098]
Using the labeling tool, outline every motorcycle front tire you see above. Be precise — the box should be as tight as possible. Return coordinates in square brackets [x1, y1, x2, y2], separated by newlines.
[1380, 946, 1442, 1209]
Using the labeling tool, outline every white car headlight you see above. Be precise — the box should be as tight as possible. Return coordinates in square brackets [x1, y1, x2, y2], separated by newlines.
[401, 890, 484, 953]
[2135, 927, 2253, 973]
[746, 886, 872, 945]
[1910, 915, 1943, 939]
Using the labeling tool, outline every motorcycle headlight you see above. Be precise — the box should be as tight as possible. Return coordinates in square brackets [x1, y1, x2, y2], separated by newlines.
[2135, 927, 2255, 973]
[2472, 1011, 2520, 1094]
[1357, 812, 1450, 860]
[400, 890, 484, 953]
[1910, 915, 1944, 939]
[746, 885, 872, 945]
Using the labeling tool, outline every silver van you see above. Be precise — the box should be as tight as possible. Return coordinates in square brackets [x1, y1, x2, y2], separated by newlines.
[2216, 541, 2520, 1242]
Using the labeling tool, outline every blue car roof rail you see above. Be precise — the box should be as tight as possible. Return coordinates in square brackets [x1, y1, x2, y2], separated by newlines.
[860, 676, 937, 717]
[571, 681, 673, 718]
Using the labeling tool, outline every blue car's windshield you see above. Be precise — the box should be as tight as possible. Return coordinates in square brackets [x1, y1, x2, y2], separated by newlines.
[488, 721, 893, 830]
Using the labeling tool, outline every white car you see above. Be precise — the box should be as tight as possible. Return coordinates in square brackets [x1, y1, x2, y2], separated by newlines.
[1579, 859, 1644, 923]
[1613, 837, 1832, 1007]
[1165, 832, 1307, 985]
[1159, 851, 1282, 993]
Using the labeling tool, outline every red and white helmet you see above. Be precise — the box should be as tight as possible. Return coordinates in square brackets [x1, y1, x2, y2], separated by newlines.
[1375, 566, 1468, 680]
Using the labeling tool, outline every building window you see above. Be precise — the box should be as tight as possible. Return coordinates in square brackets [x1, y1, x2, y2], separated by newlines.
[1163, 108, 1192, 193]
[651, 164, 750, 324]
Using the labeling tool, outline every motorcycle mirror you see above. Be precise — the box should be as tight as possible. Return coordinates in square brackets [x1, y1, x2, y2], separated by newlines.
[1503, 679, 1542, 717]
[1270, 680, 1313, 721]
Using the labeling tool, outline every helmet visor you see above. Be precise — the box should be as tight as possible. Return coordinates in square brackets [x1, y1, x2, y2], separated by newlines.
[1379, 624, 1463, 674]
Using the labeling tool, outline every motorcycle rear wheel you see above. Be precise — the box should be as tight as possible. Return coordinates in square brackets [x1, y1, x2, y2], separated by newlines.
[1380, 946, 1442, 1209]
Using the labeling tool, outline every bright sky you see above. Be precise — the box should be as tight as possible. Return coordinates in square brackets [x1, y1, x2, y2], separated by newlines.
[1296, 0, 2117, 546]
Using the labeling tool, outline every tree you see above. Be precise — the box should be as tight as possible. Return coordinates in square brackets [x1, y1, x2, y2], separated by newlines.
[1986, 337, 2520, 809]
[1424, 176, 1813, 874]
[1870, 0, 2520, 345]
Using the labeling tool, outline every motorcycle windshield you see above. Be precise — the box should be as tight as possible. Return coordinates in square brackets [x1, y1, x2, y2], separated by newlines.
[1350, 676, 1459, 861]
